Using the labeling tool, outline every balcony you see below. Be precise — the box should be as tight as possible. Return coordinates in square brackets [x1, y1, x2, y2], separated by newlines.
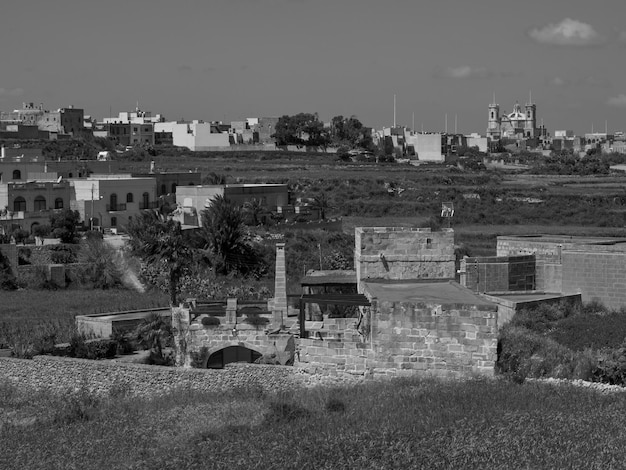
[106, 203, 127, 212]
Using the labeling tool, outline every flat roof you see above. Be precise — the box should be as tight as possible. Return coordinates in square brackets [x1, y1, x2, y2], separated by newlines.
[499, 234, 626, 245]
[301, 270, 357, 286]
[362, 279, 496, 309]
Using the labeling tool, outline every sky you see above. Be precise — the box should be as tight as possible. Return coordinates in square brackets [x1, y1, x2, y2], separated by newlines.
[1, 0, 626, 135]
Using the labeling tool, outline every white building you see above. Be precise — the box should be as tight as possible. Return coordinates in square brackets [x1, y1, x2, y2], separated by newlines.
[71, 175, 157, 231]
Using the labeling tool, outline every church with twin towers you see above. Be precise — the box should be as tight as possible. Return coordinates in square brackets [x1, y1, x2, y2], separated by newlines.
[487, 93, 543, 140]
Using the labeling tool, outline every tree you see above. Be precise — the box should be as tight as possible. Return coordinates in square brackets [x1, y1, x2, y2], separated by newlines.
[78, 237, 124, 289]
[127, 210, 193, 305]
[310, 193, 332, 220]
[243, 198, 265, 226]
[273, 113, 330, 148]
[330, 115, 372, 150]
[202, 172, 228, 185]
[49, 209, 81, 243]
[135, 311, 172, 364]
[200, 195, 250, 274]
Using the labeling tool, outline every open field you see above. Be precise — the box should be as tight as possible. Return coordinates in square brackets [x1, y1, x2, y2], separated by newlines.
[2, 377, 626, 469]
[0, 289, 169, 353]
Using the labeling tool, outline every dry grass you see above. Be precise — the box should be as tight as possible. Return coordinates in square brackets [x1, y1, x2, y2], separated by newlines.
[2, 377, 626, 469]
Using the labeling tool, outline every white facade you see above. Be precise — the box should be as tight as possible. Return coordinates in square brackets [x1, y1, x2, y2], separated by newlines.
[170, 122, 231, 151]
[405, 133, 444, 162]
[72, 175, 157, 230]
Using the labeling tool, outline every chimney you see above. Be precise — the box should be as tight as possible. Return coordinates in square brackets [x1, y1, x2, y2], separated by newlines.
[1, 146, 5, 159]
[272, 242, 287, 328]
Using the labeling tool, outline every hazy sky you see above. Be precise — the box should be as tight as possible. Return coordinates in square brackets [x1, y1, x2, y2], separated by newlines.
[1, 0, 625, 135]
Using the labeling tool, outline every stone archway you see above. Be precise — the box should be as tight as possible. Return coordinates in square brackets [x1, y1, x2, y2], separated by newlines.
[206, 345, 262, 369]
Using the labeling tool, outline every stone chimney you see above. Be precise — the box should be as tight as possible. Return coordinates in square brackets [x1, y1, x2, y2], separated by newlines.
[272, 242, 287, 328]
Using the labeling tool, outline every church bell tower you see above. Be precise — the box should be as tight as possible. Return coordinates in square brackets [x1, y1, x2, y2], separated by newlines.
[487, 94, 500, 138]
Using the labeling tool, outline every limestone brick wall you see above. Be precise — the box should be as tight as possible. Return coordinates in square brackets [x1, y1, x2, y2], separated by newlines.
[296, 302, 498, 378]
[0, 356, 349, 398]
[355, 227, 455, 282]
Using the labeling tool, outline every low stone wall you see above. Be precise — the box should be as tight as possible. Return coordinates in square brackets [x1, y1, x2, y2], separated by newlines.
[0, 355, 355, 398]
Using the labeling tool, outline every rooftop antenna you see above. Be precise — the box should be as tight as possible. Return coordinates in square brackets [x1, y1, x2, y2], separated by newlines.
[455, 114, 458, 134]
[592, 122, 594, 134]
[445, 114, 448, 134]
[529, 90, 532, 104]
[412, 112, 415, 132]
[605, 120, 608, 134]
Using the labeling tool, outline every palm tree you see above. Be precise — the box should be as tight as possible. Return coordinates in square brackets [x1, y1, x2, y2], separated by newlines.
[126, 210, 193, 305]
[78, 237, 123, 289]
[243, 197, 265, 226]
[200, 195, 249, 274]
[135, 311, 171, 363]
[310, 193, 332, 220]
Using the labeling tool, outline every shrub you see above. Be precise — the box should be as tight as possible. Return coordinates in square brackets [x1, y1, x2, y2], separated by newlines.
[50, 244, 78, 264]
[497, 325, 596, 382]
[243, 314, 270, 327]
[190, 346, 210, 368]
[0, 250, 17, 290]
[201, 316, 220, 326]
[592, 344, 626, 385]
[265, 396, 311, 424]
[68, 334, 117, 360]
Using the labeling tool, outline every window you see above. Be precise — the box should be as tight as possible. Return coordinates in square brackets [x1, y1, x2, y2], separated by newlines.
[13, 197, 26, 212]
[111, 216, 117, 227]
[34, 196, 46, 211]
[160, 184, 167, 195]
[142, 192, 149, 209]
[126, 192, 134, 203]
[12, 170, 21, 180]
[171, 183, 177, 193]
[54, 198, 64, 209]
[110, 193, 118, 210]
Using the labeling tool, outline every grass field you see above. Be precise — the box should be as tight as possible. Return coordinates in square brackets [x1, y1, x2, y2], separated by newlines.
[1, 377, 626, 469]
[0, 289, 169, 354]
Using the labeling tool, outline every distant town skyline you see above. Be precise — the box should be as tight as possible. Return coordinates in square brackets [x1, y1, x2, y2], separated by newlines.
[1, 0, 625, 135]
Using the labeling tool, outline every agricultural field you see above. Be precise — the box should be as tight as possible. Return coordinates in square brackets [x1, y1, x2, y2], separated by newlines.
[2, 376, 626, 469]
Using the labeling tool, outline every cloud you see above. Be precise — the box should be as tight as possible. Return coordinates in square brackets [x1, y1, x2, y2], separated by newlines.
[607, 94, 626, 107]
[436, 66, 492, 79]
[619, 31, 626, 42]
[0, 87, 24, 97]
[528, 18, 605, 46]
[177, 65, 194, 73]
[549, 76, 610, 88]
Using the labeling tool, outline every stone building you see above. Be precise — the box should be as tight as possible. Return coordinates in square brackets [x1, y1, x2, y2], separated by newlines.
[176, 227, 500, 379]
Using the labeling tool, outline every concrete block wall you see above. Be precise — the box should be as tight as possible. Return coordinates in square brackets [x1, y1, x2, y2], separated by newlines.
[461, 255, 534, 293]
[355, 227, 455, 282]
[562, 251, 626, 309]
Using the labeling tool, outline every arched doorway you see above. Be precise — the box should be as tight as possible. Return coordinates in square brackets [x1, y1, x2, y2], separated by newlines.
[206, 346, 262, 369]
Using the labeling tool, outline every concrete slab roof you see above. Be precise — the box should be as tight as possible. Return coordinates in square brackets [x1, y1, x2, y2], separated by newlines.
[362, 279, 497, 309]
[301, 270, 357, 286]
[498, 234, 626, 246]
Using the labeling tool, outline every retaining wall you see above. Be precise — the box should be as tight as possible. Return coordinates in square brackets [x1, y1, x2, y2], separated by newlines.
[0, 355, 355, 398]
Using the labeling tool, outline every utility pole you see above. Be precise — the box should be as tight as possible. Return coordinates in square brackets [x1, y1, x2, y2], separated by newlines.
[318, 243, 322, 270]
[90, 183, 95, 230]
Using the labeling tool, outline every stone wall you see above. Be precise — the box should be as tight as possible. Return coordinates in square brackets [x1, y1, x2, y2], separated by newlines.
[355, 227, 455, 281]
[0, 355, 353, 398]
[297, 300, 498, 378]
